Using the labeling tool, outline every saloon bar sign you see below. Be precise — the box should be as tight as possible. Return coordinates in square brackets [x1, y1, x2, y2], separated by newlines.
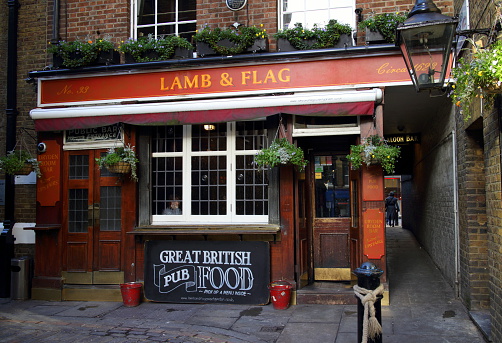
[144, 240, 270, 304]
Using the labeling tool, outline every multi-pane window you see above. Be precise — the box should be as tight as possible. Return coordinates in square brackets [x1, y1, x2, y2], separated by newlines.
[152, 122, 269, 223]
[135, 0, 196, 40]
[280, 0, 355, 31]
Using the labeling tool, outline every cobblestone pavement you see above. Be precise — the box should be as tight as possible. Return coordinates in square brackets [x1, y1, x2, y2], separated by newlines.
[0, 227, 488, 342]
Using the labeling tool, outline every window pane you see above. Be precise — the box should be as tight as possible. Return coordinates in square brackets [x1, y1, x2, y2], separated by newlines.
[69, 155, 89, 180]
[69, 189, 88, 233]
[236, 121, 268, 151]
[137, 0, 196, 38]
[192, 124, 227, 152]
[137, 0, 155, 25]
[153, 126, 183, 153]
[100, 186, 122, 231]
[191, 156, 227, 215]
[153, 157, 183, 215]
[314, 155, 350, 218]
[236, 155, 268, 215]
[158, 0, 176, 23]
[179, 0, 196, 20]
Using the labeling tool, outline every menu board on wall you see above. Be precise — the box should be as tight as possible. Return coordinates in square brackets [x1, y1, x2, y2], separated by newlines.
[144, 240, 270, 304]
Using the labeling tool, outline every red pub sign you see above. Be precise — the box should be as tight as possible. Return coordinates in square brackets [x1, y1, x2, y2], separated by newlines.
[39, 54, 413, 106]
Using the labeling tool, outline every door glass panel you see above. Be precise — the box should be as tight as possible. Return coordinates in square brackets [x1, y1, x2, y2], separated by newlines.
[69, 155, 89, 180]
[100, 186, 122, 231]
[314, 155, 350, 218]
[191, 156, 227, 215]
[69, 189, 89, 233]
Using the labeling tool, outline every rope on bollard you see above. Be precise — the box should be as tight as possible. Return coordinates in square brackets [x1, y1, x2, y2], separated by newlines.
[353, 284, 384, 343]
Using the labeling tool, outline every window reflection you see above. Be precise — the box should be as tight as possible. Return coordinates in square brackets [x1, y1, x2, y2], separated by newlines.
[314, 155, 350, 218]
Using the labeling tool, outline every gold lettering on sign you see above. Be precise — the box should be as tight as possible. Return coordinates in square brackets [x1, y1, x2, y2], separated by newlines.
[160, 75, 212, 91]
[241, 68, 291, 85]
[376, 62, 438, 75]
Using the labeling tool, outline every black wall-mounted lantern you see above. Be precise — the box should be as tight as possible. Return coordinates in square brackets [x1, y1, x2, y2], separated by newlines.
[397, 0, 458, 91]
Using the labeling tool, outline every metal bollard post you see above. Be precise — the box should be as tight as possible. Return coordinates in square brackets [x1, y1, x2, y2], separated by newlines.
[353, 262, 384, 343]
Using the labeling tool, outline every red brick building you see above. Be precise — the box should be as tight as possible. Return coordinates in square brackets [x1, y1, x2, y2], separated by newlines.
[2, 0, 501, 341]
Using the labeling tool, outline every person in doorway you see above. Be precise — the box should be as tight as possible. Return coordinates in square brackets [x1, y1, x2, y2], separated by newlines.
[163, 196, 181, 215]
[385, 192, 399, 227]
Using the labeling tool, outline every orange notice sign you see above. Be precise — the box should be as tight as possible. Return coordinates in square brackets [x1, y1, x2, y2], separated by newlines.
[37, 140, 61, 206]
[362, 166, 384, 201]
[363, 208, 385, 259]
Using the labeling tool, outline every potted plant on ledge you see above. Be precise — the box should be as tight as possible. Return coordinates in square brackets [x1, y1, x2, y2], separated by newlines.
[358, 12, 407, 44]
[254, 138, 307, 171]
[451, 40, 502, 121]
[48, 37, 118, 68]
[0, 150, 42, 178]
[346, 135, 400, 174]
[193, 24, 269, 56]
[275, 20, 353, 51]
[119, 35, 193, 63]
[96, 144, 139, 181]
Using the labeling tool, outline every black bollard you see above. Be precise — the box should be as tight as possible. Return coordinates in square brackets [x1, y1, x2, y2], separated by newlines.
[353, 262, 384, 343]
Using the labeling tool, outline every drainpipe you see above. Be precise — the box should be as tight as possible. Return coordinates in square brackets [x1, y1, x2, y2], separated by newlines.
[5, 0, 20, 223]
[452, 129, 460, 297]
[51, 0, 59, 43]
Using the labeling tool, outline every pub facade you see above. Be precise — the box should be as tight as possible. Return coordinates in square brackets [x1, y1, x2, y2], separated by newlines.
[5, 0, 453, 304]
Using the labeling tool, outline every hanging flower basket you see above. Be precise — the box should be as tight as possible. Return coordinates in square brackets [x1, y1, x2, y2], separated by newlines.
[96, 144, 139, 181]
[254, 138, 307, 171]
[0, 150, 42, 178]
[17, 163, 35, 175]
[346, 135, 400, 174]
[451, 40, 502, 120]
[106, 161, 131, 174]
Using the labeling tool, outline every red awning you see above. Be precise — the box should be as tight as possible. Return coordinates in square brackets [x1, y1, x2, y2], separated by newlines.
[31, 89, 382, 131]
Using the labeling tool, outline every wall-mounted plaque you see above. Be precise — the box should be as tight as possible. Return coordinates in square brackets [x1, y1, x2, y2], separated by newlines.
[226, 0, 247, 11]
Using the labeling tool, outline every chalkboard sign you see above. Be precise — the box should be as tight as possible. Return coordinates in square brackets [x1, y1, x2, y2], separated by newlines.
[144, 240, 270, 304]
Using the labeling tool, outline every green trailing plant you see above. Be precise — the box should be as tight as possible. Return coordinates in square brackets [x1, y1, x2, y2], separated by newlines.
[48, 38, 115, 68]
[450, 39, 502, 121]
[346, 135, 400, 174]
[358, 12, 407, 43]
[193, 24, 268, 55]
[254, 138, 307, 171]
[95, 144, 139, 181]
[274, 20, 352, 50]
[0, 150, 42, 178]
[118, 35, 193, 62]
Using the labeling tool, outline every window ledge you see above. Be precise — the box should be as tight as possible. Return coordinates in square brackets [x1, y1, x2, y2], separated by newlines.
[129, 224, 280, 236]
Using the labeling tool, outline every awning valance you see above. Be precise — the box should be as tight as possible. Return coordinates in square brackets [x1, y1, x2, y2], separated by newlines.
[30, 89, 382, 131]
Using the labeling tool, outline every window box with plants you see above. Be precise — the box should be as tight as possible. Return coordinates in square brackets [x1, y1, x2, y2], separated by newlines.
[275, 20, 353, 52]
[0, 150, 42, 178]
[253, 138, 307, 171]
[95, 145, 139, 181]
[48, 38, 119, 68]
[193, 24, 269, 57]
[346, 135, 400, 174]
[451, 40, 502, 121]
[119, 35, 193, 63]
[358, 12, 407, 44]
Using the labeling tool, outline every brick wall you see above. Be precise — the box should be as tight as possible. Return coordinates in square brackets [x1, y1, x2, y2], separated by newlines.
[454, 0, 502, 340]
[456, 111, 490, 311]
[0, 1, 8, 221]
[483, 99, 502, 341]
[408, 101, 458, 287]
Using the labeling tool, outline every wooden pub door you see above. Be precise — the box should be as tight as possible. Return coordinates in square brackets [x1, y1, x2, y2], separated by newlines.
[61, 150, 126, 288]
[308, 153, 359, 282]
